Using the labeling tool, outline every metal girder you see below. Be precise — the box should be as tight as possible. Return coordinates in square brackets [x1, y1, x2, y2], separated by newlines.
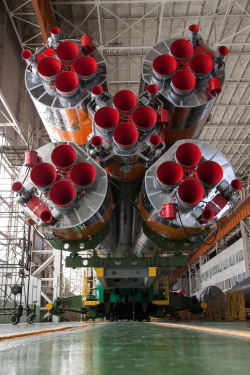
[32, 254, 55, 276]
[31, 0, 55, 43]
[65, 250, 188, 268]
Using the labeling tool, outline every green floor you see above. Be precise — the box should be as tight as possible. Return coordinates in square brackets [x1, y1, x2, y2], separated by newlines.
[0, 321, 250, 375]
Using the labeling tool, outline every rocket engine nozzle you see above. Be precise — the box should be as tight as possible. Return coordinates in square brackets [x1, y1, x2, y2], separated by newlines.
[189, 54, 214, 78]
[50, 27, 61, 42]
[55, 71, 79, 97]
[94, 106, 120, 134]
[177, 179, 204, 207]
[12, 181, 24, 193]
[231, 179, 242, 191]
[131, 106, 157, 131]
[51, 144, 76, 170]
[113, 122, 138, 152]
[37, 57, 61, 81]
[176, 142, 201, 168]
[149, 134, 161, 147]
[56, 41, 79, 62]
[91, 136, 103, 148]
[91, 85, 103, 100]
[197, 161, 223, 188]
[202, 208, 215, 221]
[49, 180, 76, 210]
[70, 162, 96, 189]
[30, 163, 57, 190]
[171, 69, 196, 96]
[40, 210, 53, 223]
[73, 56, 97, 81]
[157, 161, 183, 189]
[152, 55, 177, 79]
[170, 39, 194, 60]
[113, 90, 137, 113]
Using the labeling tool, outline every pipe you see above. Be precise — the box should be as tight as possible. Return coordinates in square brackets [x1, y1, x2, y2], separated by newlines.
[189, 24, 199, 45]
[55, 71, 79, 97]
[91, 85, 103, 101]
[156, 161, 183, 189]
[202, 208, 215, 221]
[37, 57, 61, 82]
[30, 163, 57, 191]
[197, 161, 223, 188]
[94, 106, 120, 136]
[113, 122, 138, 152]
[131, 106, 157, 132]
[50, 27, 61, 42]
[49, 180, 76, 211]
[176, 142, 201, 168]
[231, 179, 242, 191]
[24, 150, 38, 168]
[51, 144, 76, 170]
[171, 69, 196, 97]
[170, 39, 194, 60]
[177, 179, 204, 208]
[56, 41, 79, 62]
[113, 90, 137, 113]
[91, 135, 103, 149]
[73, 56, 97, 81]
[70, 162, 96, 189]
[152, 55, 177, 79]
[189, 54, 213, 78]
[40, 210, 53, 223]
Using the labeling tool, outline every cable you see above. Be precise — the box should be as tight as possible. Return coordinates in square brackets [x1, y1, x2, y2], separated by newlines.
[176, 203, 218, 246]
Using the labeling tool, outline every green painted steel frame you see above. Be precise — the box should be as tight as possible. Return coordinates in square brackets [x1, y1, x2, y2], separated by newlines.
[65, 250, 187, 268]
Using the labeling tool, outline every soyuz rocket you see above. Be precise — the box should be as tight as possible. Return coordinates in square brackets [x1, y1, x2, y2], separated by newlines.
[12, 25, 242, 306]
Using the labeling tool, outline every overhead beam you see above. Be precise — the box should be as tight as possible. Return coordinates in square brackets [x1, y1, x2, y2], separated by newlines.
[31, 0, 55, 43]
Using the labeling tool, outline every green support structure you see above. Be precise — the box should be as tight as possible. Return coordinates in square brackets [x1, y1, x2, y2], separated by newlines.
[65, 250, 188, 268]
[48, 224, 109, 252]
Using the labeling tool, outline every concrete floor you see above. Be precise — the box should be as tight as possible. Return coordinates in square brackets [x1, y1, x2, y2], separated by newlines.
[0, 321, 250, 375]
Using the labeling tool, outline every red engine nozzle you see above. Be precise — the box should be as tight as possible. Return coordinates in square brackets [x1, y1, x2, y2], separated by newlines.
[12, 181, 24, 193]
[91, 136, 103, 148]
[50, 27, 61, 41]
[37, 57, 61, 81]
[55, 71, 79, 97]
[49, 180, 76, 209]
[73, 56, 97, 80]
[171, 69, 196, 96]
[149, 134, 161, 147]
[56, 41, 79, 62]
[94, 107, 120, 133]
[176, 142, 201, 168]
[30, 163, 57, 190]
[178, 179, 204, 207]
[157, 161, 183, 188]
[189, 54, 213, 77]
[113, 90, 137, 113]
[231, 179, 242, 191]
[197, 161, 223, 188]
[51, 144, 76, 170]
[152, 55, 177, 79]
[40, 210, 53, 223]
[92, 85, 103, 98]
[202, 208, 215, 221]
[147, 84, 158, 95]
[132, 106, 157, 131]
[113, 122, 138, 151]
[70, 162, 96, 189]
[218, 46, 229, 57]
[170, 39, 194, 60]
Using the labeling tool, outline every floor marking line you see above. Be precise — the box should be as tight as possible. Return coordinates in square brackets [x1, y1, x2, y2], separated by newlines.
[0, 322, 108, 342]
[149, 322, 250, 338]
